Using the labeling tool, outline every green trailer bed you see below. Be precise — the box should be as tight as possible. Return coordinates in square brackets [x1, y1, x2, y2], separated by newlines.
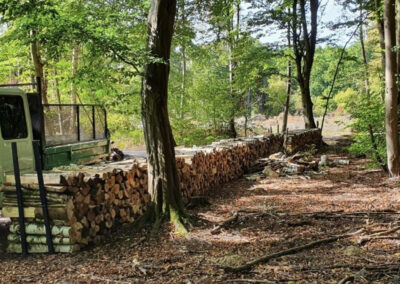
[43, 139, 109, 169]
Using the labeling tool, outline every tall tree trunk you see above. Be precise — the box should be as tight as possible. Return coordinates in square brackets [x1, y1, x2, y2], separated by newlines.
[179, 0, 186, 120]
[384, 0, 400, 177]
[53, 69, 63, 135]
[226, 3, 241, 138]
[71, 46, 79, 104]
[244, 89, 251, 137]
[15, 62, 20, 84]
[257, 72, 266, 114]
[30, 38, 48, 105]
[257, 91, 266, 114]
[397, 0, 400, 103]
[359, 4, 370, 97]
[282, 16, 292, 132]
[292, 0, 317, 129]
[374, 0, 386, 100]
[30, 35, 53, 136]
[141, 0, 187, 233]
[179, 46, 186, 119]
[71, 46, 80, 129]
[375, 0, 386, 71]
[299, 80, 316, 128]
[283, 68, 291, 132]
[228, 43, 236, 138]
[227, 21, 237, 138]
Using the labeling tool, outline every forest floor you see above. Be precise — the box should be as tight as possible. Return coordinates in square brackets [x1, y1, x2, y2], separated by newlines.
[1, 136, 400, 283]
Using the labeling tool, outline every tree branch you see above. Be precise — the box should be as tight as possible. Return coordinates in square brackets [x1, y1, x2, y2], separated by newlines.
[108, 46, 142, 76]
[223, 228, 364, 272]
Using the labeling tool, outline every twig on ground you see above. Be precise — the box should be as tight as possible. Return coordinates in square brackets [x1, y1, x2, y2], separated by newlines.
[357, 226, 400, 245]
[238, 210, 279, 220]
[369, 225, 400, 236]
[338, 275, 355, 284]
[211, 211, 239, 235]
[223, 228, 364, 272]
[130, 236, 146, 248]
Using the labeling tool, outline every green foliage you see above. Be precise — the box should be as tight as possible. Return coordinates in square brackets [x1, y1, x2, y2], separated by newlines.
[112, 129, 145, 149]
[334, 88, 357, 113]
[0, 0, 391, 160]
[265, 75, 289, 116]
[346, 92, 386, 164]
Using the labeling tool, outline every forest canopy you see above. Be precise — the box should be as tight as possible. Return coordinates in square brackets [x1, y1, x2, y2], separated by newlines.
[0, 0, 393, 166]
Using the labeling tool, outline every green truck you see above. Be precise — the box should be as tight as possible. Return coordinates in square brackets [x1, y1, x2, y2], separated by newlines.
[0, 82, 110, 207]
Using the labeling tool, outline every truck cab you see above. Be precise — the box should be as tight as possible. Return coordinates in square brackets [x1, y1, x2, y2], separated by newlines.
[0, 88, 36, 185]
[0, 83, 110, 187]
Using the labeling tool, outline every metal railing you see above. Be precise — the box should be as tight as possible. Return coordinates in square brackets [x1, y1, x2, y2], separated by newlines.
[43, 104, 108, 146]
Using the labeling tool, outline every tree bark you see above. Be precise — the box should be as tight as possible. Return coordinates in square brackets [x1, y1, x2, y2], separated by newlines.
[374, 0, 386, 100]
[282, 15, 292, 132]
[226, 3, 241, 138]
[228, 44, 237, 138]
[244, 89, 251, 137]
[179, 0, 186, 120]
[228, 29, 237, 138]
[71, 46, 80, 129]
[257, 93, 266, 114]
[257, 73, 266, 114]
[141, 0, 187, 233]
[359, 3, 370, 97]
[383, 0, 400, 177]
[292, 0, 318, 129]
[397, 0, 400, 103]
[30, 34, 53, 136]
[54, 69, 63, 135]
[30, 37, 48, 105]
[375, 0, 386, 70]
[179, 46, 186, 120]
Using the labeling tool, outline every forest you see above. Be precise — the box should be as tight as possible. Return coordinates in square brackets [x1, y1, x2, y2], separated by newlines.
[0, 0, 387, 149]
[1, 0, 400, 283]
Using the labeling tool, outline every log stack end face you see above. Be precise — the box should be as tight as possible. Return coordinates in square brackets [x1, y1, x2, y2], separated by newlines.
[284, 129, 322, 155]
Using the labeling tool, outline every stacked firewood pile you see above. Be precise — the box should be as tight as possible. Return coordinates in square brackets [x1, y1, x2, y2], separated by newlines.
[284, 128, 322, 154]
[177, 135, 283, 203]
[2, 165, 150, 253]
[1, 130, 322, 253]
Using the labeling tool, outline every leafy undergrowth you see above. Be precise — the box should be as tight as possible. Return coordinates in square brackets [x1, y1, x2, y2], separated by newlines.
[1, 138, 400, 283]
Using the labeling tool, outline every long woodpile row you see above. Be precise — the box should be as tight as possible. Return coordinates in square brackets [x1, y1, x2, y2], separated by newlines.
[2, 129, 322, 253]
[176, 135, 283, 203]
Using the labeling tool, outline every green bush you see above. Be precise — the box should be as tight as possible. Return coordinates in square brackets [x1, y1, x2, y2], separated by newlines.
[179, 128, 228, 147]
[346, 92, 386, 166]
[334, 88, 357, 113]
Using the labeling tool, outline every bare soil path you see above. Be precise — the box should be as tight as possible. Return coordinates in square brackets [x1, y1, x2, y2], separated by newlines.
[1, 136, 400, 283]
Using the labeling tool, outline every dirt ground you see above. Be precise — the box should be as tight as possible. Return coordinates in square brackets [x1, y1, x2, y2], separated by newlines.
[1, 137, 400, 283]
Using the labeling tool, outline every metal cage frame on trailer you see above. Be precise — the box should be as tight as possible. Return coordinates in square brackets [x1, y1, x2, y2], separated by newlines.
[43, 103, 109, 144]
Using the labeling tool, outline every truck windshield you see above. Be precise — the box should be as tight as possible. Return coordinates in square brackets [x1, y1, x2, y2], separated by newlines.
[0, 95, 28, 140]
